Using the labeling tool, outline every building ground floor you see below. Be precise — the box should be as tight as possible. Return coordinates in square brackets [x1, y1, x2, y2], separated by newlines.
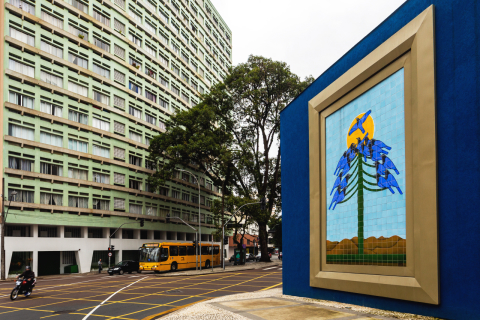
[2, 224, 218, 278]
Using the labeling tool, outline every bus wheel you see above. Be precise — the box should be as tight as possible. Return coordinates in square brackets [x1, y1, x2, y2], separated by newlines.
[205, 260, 210, 268]
[171, 262, 177, 272]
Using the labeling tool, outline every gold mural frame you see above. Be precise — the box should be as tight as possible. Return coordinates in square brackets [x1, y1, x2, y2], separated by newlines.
[308, 5, 438, 304]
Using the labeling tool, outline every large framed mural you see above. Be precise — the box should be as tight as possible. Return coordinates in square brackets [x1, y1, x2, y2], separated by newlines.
[308, 6, 439, 304]
[326, 69, 406, 266]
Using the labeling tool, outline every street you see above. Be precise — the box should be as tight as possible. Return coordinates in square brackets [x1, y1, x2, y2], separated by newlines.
[0, 266, 282, 320]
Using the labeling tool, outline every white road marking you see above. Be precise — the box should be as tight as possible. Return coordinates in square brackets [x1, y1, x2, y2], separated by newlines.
[263, 267, 276, 270]
[279, 268, 282, 270]
[81, 277, 146, 320]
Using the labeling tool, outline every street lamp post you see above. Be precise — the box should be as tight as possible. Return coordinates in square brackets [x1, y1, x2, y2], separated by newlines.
[222, 200, 262, 270]
[108, 220, 144, 268]
[177, 169, 202, 270]
[1, 190, 17, 280]
[167, 215, 198, 270]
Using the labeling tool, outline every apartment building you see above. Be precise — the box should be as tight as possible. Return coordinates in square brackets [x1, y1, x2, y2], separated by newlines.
[0, 0, 232, 276]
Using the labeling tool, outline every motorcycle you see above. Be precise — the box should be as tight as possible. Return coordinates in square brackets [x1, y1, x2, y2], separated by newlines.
[10, 277, 36, 300]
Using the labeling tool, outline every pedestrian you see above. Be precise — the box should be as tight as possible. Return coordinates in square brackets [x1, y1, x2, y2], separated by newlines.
[98, 258, 103, 274]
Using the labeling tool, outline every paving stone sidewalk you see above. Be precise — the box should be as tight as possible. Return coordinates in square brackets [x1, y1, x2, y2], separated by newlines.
[158, 288, 441, 320]
[155, 260, 282, 277]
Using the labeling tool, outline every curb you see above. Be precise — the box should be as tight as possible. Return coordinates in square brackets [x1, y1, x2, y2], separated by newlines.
[141, 297, 212, 320]
[155, 262, 282, 277]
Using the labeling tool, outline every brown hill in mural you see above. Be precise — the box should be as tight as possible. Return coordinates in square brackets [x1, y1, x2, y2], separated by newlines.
[327, 235, 406, 255]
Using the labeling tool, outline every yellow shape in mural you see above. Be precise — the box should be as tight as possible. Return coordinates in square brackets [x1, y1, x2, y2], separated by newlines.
[346, 111, 375, 148]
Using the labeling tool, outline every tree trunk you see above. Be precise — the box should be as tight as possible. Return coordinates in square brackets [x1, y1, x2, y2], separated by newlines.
[221, 182, 225, 266]
[258, 222, 270, 262]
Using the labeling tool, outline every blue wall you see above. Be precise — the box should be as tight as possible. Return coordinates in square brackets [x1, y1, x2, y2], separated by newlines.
[280, 0, 480, 319]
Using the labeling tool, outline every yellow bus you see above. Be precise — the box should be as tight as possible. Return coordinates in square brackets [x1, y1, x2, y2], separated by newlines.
[139, 242, 220, 272]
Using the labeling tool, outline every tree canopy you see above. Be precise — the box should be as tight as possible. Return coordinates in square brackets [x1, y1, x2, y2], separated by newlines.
[148, 55, 313, 262]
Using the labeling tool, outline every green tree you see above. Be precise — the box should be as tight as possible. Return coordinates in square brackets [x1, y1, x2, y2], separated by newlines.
[148, 55, 313, 262]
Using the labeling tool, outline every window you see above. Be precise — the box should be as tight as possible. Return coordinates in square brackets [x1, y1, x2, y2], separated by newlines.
[114, 44, 125, 59]
[145, 22, 156, 35]
[68, 81, 88, 97]
[67, 0, 88, 13]
[129, 180, 142, 190]
[145, 113, 156, 125]
[64, 227, 81, 238]
[68, 167, 88, 180]
[182, 193, 189, 202]
[122, 229, 134, 239]
[68, 53, 88, 68]
[128, 106, 141, 119]
[187, 246, 195, 255]
[146, 206, 156, 216]
[93, 172, 109, 184]
[88, 228, 103, 238]
[114, 197, 125, 209]
[145, 44, 156, 58]
[40, 162, 63, 176]
[93, 91, 110, 105]
[114, 121, 125, 134]
[68, 138, 88, 152]
[171, 42, 179, 54]
[159, 98, 168, 110]
[40, 40, 63, 58]
[114, 70, 125, 84]
[41, 11, 63, 28]
[93, 64, 110, 78]
[40, 192, 63, 206]
[159, 76, 168, 87]
[8, 124, 34, 140]
[114, 0, 125, 9]
[113, 146, 125, 159]
[8, 156, 33, 171]
[114, 95, 125, 109]
[68, 196, 88, 208]
[9, 0, 35, 14]
[159, 10, 168, 23]
[171, 86, 180, 96]
[93, 144, 110, 158]
[40, 131, 63, 147]
[68, 24, 88, 39]
[94, 37, 110, 51]
[9, 59, 34, 77]
[129, 131, 142, 143]
[158, 119, 166, 130]
[40, 101, 63, 116]
[171, 64, 180, 76]
[114, 18, 125, 33]
[9, 91, 34, 109]
[114, 173, 125, 185]
[8, 189, 34, 203]
[9, 27, 34, 46]
[92, 117, 110, 131]
[159, 55, 168, 67]
[129, 82, 141, 94]
[68, 109, 88, 124]
[93, 10, 110, 26]
[170, 246, 178, 256]
[41, 71, 62, 87]
[129, 154, 142, 166]
[129, 33, 141, 46]
[93, 199, 110, 210]
[179, 246, 186, 256]
[145, 91, 156, 103]
[172, 190, 180, 199]
[129, 204, 142, 214]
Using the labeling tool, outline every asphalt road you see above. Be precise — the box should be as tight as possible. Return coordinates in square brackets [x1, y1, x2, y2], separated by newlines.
[0, 266, 282, 320]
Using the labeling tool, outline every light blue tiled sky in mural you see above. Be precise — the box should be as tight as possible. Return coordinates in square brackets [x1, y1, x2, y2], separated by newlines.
[325, 69, 406, 242]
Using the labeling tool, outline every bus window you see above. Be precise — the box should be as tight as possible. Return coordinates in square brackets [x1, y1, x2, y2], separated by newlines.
[208, 246, 212, 254]
[160, 247, 169, 261]
[187, 246, 195, 255]
[170, 246, 178, 256]
[201, 246, 208, 255]
[214, 246, 219, 255]
[179, 246, 186, 256]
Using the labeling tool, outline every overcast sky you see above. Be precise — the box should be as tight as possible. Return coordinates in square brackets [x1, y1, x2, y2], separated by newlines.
[210, 0, 407, 80]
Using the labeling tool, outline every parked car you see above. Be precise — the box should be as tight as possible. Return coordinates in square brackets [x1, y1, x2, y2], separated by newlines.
[229, 255, 235, 262]
[256, 253, 273, 261]
[278, 252, 282, 260]
[107, 260, 140, 275]
[246, 253, 255, 261]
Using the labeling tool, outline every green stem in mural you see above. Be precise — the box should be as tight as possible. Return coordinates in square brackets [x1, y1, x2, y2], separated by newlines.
[357, 155, 364, 255]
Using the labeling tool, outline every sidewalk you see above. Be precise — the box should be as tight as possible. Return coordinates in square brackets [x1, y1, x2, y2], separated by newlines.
[158, 288, 440, 320]
[155, 260, 282, 277]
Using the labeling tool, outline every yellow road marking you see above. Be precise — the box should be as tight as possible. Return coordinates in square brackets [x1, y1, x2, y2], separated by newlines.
[40, 314, 60, 319]
[261, 282, 283, 290]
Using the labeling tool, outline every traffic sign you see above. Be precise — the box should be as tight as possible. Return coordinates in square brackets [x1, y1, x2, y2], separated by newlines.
[242, 244, 246, 249]
[108, 252, 112, 257]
